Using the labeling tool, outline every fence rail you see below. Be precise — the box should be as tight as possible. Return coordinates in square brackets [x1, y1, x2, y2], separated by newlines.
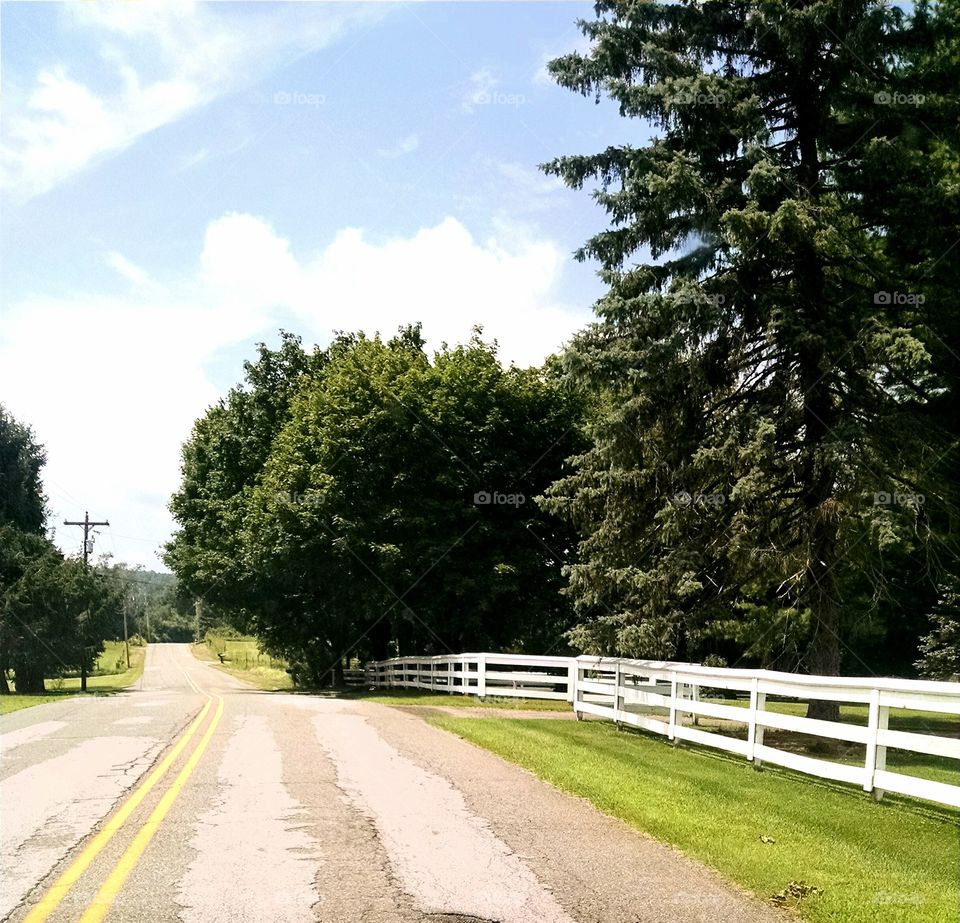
[365, 653, 960, 809]
[366, 653, 575, 701]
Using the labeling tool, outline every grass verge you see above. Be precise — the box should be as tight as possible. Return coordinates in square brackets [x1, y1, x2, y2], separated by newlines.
[339, 688, 571, 711]
[655, 699, 959, 785]
[51, 641, 146, 692]
[430, 716, 959, 923]
[1, 641, 147, 715]
[190, 640, 293, 690]
[0, 692, 76, 715]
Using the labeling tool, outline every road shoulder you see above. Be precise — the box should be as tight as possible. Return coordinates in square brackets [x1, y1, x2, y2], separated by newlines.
[358, 701, 782, 923]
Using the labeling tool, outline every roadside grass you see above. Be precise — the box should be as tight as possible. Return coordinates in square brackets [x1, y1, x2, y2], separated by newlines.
[0, 692, 75, 715]
[1, 641, 147, 715]
[430, 716, 959, 923]
[191, 639, 293, 691]
[189, 639, 568, 707]
[50, 641, 146, 692]
[338, 687, 572, 711]
[660, 698, 960, 786]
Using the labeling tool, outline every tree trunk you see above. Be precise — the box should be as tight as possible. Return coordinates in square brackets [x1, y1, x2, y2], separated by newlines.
[13, 662, 45, 694]
[805, 563, 842, 721]
[791, 76, 843, 722]
[799, 366, 843, 723]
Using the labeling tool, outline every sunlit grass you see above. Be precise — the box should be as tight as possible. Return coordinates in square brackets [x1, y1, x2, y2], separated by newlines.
[1, 641, 147, 714]
[344, 687, 571, 711]
[191, 639, 293, 690]
[0, 692, 75, 715]
[660, 697, 960, 786]
[430, 717, 958, 923]
[50, 641, 146, 692]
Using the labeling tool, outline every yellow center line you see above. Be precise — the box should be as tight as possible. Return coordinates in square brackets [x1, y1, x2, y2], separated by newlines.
[77, 695, 225, 923]
[23, 697, 213, 923]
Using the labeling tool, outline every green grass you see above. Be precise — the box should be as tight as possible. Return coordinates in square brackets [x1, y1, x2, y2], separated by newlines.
[717, 697, 958, 734]
[340, 687, 572, 711]
[0, 692, 76, 715]
[191, 639, 293, 690]
[1, 642, 147, 714]
[664, 697, 960, 786]
[50, 641, 146, 692]
[430, 716, 959, 923]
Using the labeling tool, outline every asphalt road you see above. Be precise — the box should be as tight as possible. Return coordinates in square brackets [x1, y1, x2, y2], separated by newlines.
[1, 644, 781, 923]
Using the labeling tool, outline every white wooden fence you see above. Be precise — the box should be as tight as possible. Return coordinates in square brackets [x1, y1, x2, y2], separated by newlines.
[366, 653, 960, 809]
[366, 653, 576, 701]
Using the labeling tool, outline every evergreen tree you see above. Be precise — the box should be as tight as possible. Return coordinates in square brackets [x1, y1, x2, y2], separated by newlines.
[0, 404, 47, 534]
[916, 579, 960, 680]
[540, 1, 959, 715]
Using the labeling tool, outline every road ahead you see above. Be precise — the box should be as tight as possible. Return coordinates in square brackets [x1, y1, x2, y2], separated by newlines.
[1, 644, 779, 923]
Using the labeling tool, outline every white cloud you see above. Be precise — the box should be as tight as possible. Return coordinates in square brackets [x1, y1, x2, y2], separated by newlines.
[377, 133, 420, 159]
[0, 2, 376, 199]
[0, 214, 586, 568]
[462, 67, 499, 113]
[297, 217, 578, 367]
[105, 251, 155, 290]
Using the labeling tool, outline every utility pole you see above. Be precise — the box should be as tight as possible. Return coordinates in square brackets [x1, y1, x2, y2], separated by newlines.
[122, 593, 131, 670]
[63, 511, 109, 692]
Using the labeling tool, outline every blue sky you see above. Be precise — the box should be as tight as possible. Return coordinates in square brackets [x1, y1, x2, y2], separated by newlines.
[0, 1, 637, 569]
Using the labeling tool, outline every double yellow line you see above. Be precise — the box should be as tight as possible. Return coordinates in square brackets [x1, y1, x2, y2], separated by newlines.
[25, 674, 223, 923]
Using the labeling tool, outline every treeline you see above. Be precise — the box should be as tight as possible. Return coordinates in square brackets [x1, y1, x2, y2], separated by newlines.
[165, 328, 584, 685]
[167, 1, 960, 692]
[536, 0, 960, 698]
[106, 565, 196, 643]
[0, 406, 127, 693]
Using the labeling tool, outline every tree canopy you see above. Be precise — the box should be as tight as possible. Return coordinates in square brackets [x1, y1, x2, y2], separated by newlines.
[167, 328, 584, 685]
[0, 404, 126, 693]
[537, 0, 959, 709]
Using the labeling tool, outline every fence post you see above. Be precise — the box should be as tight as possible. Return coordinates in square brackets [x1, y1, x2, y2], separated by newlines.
[754, 687, 767, 769]
[567, 659, 577, 705]
[613, 661, 622, 726]
[476, 655, 486, 697]
[574, 662, 584, 720]
[747, 676, 759, 762]
[870, 696, 889, 802]
[668, 671, 678, 741]
[864, 688, 881, 794]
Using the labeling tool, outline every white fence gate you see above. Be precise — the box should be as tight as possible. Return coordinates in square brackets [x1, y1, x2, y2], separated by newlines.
[365, 653, 960, 809]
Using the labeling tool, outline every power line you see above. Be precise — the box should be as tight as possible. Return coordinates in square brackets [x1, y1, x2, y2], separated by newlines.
[63, 511, 110, 566]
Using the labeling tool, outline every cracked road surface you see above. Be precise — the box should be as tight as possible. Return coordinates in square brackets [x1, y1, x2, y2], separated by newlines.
[1, 644, 782, 922]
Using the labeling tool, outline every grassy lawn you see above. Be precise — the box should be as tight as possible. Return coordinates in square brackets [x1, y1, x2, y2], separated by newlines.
[729, 701, 954, 786]
[191, 639, 293, 691]
[51, 641, 146, 692]
[0, 692, 76, 715]
[341, 687, 572, 711]
[617, 697, 959, 786]
[430, 716, 959, 923]
[1, 641, 147, 715]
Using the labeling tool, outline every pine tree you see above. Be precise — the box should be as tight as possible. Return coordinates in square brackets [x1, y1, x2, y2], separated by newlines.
[541, 1, 959, 716]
